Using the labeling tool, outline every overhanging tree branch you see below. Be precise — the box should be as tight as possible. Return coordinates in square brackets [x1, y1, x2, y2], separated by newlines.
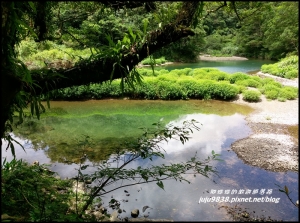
[27, 1, 200, 96]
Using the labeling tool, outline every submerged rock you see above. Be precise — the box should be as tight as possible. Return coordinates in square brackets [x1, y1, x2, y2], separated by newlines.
[131, 209, 139, 218]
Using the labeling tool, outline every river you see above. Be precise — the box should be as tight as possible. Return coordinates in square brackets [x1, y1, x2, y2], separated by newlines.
[1, 59, 298, 221]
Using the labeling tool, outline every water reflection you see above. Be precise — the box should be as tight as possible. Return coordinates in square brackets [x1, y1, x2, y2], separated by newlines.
[2, 112, 298, 221]
[152, 59, 275, 74]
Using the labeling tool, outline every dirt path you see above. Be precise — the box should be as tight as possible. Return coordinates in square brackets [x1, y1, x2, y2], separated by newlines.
[230, 72, 298, 172]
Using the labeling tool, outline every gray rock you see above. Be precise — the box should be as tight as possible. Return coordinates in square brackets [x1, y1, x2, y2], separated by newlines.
[131, 209, 139, 218]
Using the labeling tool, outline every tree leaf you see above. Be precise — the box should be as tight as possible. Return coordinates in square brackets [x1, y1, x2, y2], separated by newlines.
[284, 185, 289, 194]
[80, 165, 89, 170]
[156, 181, 164, 190]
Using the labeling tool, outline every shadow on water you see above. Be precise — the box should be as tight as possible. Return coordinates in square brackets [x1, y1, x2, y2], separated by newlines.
[1, 100, 298, 221]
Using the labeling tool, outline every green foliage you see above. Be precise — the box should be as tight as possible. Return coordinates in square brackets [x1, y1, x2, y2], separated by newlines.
[263, 85, 280, 100]
[42, 67, 297, 102]
[141, 56, 167, 65]
[278, 87, 298, 100]
[235, 79, 262, 88]
[202, 2, 298, 59]
[1, 158, 78, 222]
[226, 72, 250, 84]
[73, 120, 220, 216]
[261, 56, 298, 79]
[213, 81, 239, 100]
[275, 184, 299, 208]
[43, 68, 242, 101]
[242, 90, 261, 102]
[2, 120, 220, 221]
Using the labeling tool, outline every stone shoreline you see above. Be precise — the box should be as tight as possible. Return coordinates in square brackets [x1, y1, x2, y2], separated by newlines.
[230, 72, 298, 172]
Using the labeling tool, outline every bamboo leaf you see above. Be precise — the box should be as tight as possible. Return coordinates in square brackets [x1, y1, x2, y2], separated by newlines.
[34, 99, 40, 120]
[30, 100, 34, 116]
[28, 1, 36, 13]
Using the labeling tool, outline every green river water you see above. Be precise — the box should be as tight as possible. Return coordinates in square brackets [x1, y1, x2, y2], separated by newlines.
[1, 59, 298, 221]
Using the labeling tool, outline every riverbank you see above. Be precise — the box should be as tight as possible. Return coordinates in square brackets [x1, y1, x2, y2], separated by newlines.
[230, 72, 298, 172]
[137, 62, 175, 68]
[198, 55, 248, 61]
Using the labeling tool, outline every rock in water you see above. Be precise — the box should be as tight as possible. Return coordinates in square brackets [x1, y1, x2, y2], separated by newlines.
[131, 209, 139, 218]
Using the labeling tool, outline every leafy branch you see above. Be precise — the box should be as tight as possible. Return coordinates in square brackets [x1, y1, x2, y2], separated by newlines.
[71, 119, 220, 217]
[275, 184, 299, 208]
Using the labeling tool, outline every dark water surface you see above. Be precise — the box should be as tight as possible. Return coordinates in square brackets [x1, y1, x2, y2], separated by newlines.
[1, 99, 298, 221]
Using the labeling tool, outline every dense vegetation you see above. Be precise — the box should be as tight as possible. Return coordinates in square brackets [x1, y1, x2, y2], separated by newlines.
[41, 66, 298, 102]
[202, 2, 298, 60]
[15, 1, 299, 68]
[261, 55, 299, 79]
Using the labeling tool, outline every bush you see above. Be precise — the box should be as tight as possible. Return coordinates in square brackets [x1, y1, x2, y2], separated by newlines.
[226, 72, 250, 84]
[2, 158, 73, 221]
[285, 70, 298, 79]
[158, 82, 185, 100]
[277, 97, 286, 102]
[242, 90, 261, 102]
[220, 45, 239, 56]
[213, 82, 239, 100]
[177, 79, 202, 98]
[261, 78, 282, 88]
[141, 56, 167, 65]
[265, 90, 279, 100]
[208, 70, 229, 81]
[157, 73, 178, 83]
[278, 87, 298, 100]
[261, 84, 281, 100]
[261, 55, 298, 79]
[235, 79, 262, 88]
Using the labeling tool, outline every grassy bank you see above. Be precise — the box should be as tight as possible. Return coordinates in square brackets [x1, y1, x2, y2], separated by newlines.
[42, 67, 298, 102]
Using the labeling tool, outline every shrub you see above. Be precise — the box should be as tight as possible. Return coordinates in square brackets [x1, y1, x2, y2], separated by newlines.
[192, 68, 209, 79]
[262, 84, 281, 100]
[177, 79, 201, 98]
[278, 87, 298, 100]
[195, 80, 217, 100]
[242, 90, 261, 102]
[261, 79, 282, 88]
[235, 84, 247, 93]
[157, 82, 183, 100]
[277, 97, 286, 102]
[209, 70, 229, 81]
[265, 90, 279, 100]
[285, 70, 298, 79]
[261, 55, 298, 79]
[141, 56, 167, 65]
[157, 73, 178, 83]
[220, 45, 239, 56]
[235, 79, 262, 88]
[181, 68, 193, 76]
[213, 82, 239, 100]
[227, 72, 250, 84]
